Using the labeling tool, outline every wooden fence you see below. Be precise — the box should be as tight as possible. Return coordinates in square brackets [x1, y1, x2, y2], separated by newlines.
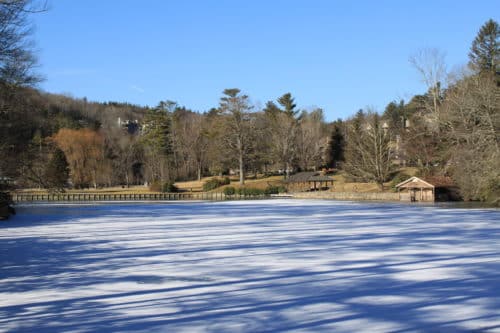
[12, 192, 271, 202]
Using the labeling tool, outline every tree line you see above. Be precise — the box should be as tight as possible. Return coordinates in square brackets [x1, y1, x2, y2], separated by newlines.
[1, 86, 334, 189]
[0, 1, 498, 204]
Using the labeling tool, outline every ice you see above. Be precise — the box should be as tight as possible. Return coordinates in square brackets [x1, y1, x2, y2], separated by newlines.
[0, 199, 499, 332]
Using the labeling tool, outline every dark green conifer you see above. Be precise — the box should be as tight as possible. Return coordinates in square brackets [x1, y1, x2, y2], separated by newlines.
[469, 19, 499, 75]
[44, 148, 70, 191]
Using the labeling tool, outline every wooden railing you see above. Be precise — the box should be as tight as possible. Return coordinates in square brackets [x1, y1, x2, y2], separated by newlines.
[12, 192, 270, 202]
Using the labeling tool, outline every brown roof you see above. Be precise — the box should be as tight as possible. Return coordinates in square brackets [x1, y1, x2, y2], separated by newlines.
[396, 176, 435, 189]
[422, 176, 455, 187]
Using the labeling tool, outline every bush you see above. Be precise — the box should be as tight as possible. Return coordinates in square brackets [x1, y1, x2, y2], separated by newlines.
[390, 173, 411, 190]
[150, 181, 179, 193]
[162, 181, 179, 193]
[235, 187, 265, 196]
[203, 177, 230, 191]
[223, 186, 235, 196]
[202, 178, 219, 191]
[264, 185, 287, 195]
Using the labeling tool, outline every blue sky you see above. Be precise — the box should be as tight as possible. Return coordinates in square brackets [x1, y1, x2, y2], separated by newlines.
[33, 0, 499, 120]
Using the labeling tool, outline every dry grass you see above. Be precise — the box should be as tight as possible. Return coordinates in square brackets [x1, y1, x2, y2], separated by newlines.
[226, 175, 284, 190]
[15, 168, 417, 195]
[15, 185, 153, 195]
[176, 175, 285, 192]
[174, 177, 212, 192]
[327, 172, 382, 192]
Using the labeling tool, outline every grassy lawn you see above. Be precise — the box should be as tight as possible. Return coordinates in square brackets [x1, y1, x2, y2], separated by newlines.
[14, 168, 418, 195]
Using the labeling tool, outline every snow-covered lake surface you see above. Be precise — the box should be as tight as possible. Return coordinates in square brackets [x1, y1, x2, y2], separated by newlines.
[1, 199, 499, 332]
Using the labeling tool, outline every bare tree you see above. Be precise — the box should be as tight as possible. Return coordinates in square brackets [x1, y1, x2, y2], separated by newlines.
[264, 93, 300, 178]
[174, 112, 209, 181]
[403, 112, 442, 173]
[297, 109, 328, 171]
[343, 111, 396, 189]
[441, 72, 499, 201]
[410, 48, 447, 118]
[0, 0, 46, 86]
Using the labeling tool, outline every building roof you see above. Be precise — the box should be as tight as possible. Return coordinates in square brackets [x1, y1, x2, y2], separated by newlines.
[396, 176, 435, 189]
[422, 176, 455, 187]
[287, 172, 334, 183]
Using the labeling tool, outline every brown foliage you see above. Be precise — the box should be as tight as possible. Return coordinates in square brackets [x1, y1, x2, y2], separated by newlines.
[52, 128, 104, 188]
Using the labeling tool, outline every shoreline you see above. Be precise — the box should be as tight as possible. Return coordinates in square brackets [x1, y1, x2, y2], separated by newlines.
[290, 191, 400, 201]
[8, 190, 498, 209]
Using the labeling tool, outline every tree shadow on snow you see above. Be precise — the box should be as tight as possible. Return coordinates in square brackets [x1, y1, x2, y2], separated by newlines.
[0, 201, 499, 332]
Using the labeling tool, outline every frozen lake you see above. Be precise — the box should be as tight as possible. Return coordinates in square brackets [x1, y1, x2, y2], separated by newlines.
[1, 199, 499, 332]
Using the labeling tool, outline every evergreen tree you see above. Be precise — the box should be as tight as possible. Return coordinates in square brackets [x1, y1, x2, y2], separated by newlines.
[469, 19, 500, 75]
[219, 88, 253, 185]
[44, 148, 69, 192]
[352, 109, 365, 132]
[277, 93, 299, 117]
[141, 102, 174, 183]
[383, 100, 407, 132]
[327, 120, 345, 168]
[142, 103, 173, 156]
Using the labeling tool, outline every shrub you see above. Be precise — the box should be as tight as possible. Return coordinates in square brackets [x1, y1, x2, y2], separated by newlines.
[223, 186, 236, 196]
[150, 181, 179, 193]
[203, 178, 219, 191]
[203, 177, 230, 191]
[162, 181, 179, 193]
[235, 187, 265, 196]
[264, 185, 287, 195]
[390, 173, 411, 191]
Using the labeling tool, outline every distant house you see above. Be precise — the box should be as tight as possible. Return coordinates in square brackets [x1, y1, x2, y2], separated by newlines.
[396, 177, 435, 202]
[396, 176, 459, 202]
[117, 117, 140, 134]
[287, 172, 334, 192]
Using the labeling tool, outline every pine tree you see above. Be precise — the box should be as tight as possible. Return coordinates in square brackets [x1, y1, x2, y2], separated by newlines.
[469, 19, 500, 75]
[142, 105, 173, 156]
[219, 88, 253, 185]
[141, 103, 174, 183]
[44, 148, 69, 192]
[327, 120, 345, 168]
[277, 93, 299, 117]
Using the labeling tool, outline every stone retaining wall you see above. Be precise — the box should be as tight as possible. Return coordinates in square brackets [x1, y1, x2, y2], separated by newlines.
[292, 191, 400, 201]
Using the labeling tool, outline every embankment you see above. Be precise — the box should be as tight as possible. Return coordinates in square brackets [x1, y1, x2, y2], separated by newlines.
[291, 191, 400, 201]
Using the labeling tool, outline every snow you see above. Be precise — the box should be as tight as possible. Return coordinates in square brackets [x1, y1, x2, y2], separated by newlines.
[0, 199, 499, 332]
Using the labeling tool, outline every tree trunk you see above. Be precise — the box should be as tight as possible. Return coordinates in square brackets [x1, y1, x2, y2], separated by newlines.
[378, 182, 384, 191]
[239, 151, 244, 185]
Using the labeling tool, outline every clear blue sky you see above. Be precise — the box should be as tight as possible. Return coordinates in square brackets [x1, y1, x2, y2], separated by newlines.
[33, 0, 499, 121]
